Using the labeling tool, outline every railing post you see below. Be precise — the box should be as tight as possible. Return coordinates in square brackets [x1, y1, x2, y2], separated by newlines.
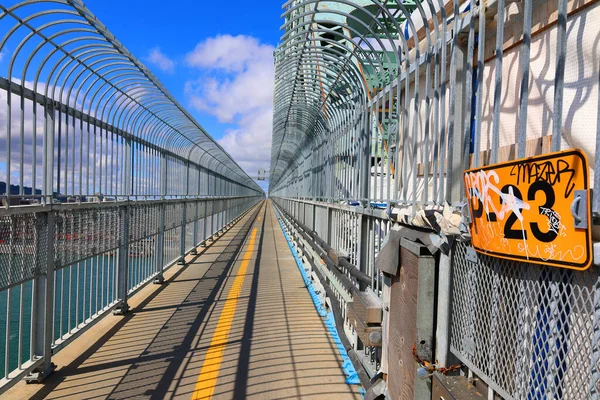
[212, 173, 217, 236]
[203, 199, 209, 245]
[42, 101, 55, 205]
[124, 136, 132, 199]
[154, 203, 165, 284]
[25, 211, 56, 383]
[179, 162, 190, 264]
[218, 177, 224, 232]
[360, 111, 370, 204]
[435, 252, 455, 368]
[154, 153, 167, 283]
[225, 197, 230, 227]
[114, 204, 130, 315]
[358, 214, 369, 279]
[179, 201, 186, 265]
[325, 206, 332, 244]
[191, 203, 198, 255]
[213, 201, 218, 238]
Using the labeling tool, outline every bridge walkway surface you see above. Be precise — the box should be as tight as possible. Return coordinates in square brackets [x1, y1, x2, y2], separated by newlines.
[3, 200, 360, 400]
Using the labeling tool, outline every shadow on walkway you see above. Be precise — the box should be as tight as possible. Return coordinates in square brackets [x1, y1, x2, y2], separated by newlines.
[28, 206, 262, 400]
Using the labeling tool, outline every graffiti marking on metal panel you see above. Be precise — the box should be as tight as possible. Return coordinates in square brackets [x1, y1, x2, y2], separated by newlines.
[464, 149, 591, 270]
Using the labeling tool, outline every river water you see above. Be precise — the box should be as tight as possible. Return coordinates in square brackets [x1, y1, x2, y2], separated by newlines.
[0, 254, 157, 377]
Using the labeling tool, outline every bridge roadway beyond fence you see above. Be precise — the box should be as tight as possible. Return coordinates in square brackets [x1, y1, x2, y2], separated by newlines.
[3, 200, 360, 400]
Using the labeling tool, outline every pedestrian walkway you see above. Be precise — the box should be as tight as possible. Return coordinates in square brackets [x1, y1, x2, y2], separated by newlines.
[4, 200, 360, 400]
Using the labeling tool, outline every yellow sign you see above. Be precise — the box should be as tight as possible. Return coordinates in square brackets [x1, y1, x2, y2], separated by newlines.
[464, 149, 592, 270]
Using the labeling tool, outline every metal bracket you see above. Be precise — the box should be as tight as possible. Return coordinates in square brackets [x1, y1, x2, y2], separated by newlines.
[463, 337, 475, 357]
[112, 301, 130, 316]
[24, 362, 56, 384]
[571, 190, 588, 229]
[466, 245, 479, 264]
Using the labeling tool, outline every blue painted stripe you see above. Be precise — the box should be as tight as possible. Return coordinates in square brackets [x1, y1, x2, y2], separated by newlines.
[274, 209, 361, 386]
[274, 209, 327, 317]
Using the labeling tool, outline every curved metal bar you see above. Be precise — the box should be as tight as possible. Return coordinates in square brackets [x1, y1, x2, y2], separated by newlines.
[0, 0, 261, 199]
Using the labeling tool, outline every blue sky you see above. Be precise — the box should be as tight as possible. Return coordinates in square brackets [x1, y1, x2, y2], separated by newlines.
[83, 0, 284, 177]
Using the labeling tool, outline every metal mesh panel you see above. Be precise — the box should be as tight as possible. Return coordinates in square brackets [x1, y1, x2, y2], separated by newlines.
[129, 203, 161, 242]
[185, 222, 194, 251]
[186, 203, 198, 223]
[198, 201, 206, 219]
[450, 241, 600, 399]
[0, 213, 44, 290]
[164, 202, 184, 230]
[36, 215, 49, 275]
[163, 227, 181, 265]
[55, 208, 120, 269]
[128, 234, 156, 291]
[205, 200, 214, 219]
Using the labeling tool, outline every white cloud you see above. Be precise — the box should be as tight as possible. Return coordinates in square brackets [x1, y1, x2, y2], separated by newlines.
[146, 47, 175, 73]
[185, 35, 272, 73]
[184, 35, 274, 176]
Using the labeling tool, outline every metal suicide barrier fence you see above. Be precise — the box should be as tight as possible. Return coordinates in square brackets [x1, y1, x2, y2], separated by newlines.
[0, 0, 263, 393]
[269, 0, 600, 398]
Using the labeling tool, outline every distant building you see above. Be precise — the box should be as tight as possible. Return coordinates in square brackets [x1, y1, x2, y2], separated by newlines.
[87, 193, 104, 203]
[257, 169, 268, 181]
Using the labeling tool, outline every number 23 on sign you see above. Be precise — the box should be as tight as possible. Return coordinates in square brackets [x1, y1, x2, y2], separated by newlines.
[463, 149, 592, 270]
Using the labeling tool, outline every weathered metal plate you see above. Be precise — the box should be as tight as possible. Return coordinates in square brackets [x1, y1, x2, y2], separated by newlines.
[464, 149, 592, 270]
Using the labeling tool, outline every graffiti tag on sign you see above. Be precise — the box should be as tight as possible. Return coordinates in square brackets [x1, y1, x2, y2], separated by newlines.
[464, 149, 592, 270]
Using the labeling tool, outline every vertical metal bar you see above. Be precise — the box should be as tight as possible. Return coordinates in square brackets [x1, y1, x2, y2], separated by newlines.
[462, 10, 476, 172]
[70, 101, 76, 197]
[43, 101, 55, 204]
[19, 89, 25, 196]
[435, 252, 453, 367]
[517, 0, 533, 158]
[6, 78, 13, 203]
[360, 111, 370, 203]
[491, 0, 505, 164]
[154, 203, 165, 285]
[5, 284, 11, 378]
[67, 228, 74, 332]
[26, 212, 56, 383]
[192, 206, 199, 254]
[552, 0, 567, 152]
[594, 64, 600, 217]
[76, 260, 80, 329]
[358, 214, 369, 291]
[90, 257, 94, 318]
[473, 2, 486, 168]
[589, 271, 600, 398]
[446, 32, 468, 203]
[110, 131, 115, 196]
[179, 202, 186, 265]
[113, 205, 130, 315]
[18, 281, 24, 369]
[84, 118, 90, 197]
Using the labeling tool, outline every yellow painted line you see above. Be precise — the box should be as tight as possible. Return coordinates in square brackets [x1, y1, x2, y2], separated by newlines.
[191, 226, 259, 400]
